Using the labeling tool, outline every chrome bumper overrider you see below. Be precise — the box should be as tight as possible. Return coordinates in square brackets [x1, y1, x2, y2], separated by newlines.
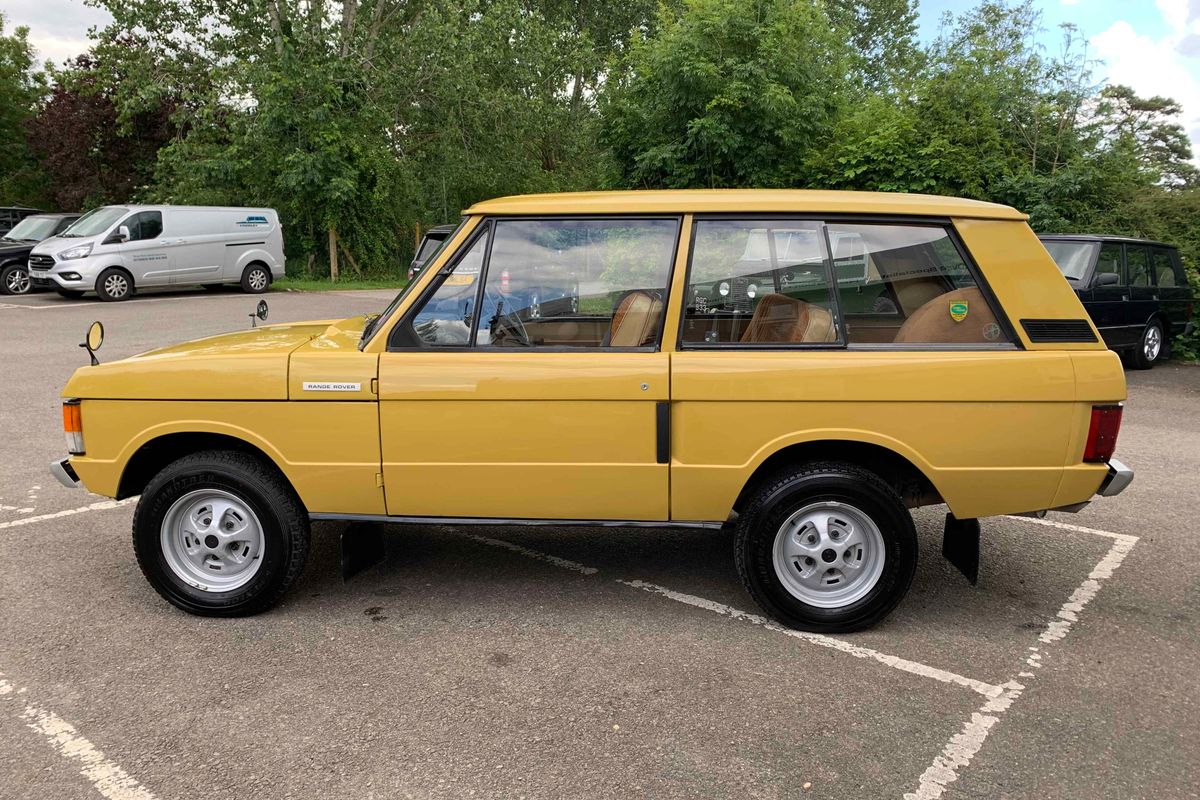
[1097, 458, 1134, 497]
[50, 458, 81, 489]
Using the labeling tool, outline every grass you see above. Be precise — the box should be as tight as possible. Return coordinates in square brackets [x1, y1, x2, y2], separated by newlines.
[275, 276, 406, 292]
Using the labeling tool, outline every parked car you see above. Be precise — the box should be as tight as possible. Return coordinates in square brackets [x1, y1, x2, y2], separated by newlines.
[407, 224, 458, 281]
[0, 213, 81, 295]
[51, 190, 1131, 632]
[0, 207, 42, 237]
[1040, 234, 1195, 369]
[28, 205, 284, 301]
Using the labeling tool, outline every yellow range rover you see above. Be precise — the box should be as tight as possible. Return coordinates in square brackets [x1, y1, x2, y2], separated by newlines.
[52, 191, 1133, 632]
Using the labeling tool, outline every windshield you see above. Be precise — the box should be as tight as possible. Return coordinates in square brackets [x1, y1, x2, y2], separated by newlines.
[3, 215, 60, 242]
[360, 217, 468, 347]
[1042, 240, 1098, 281]
[60, 206, 129, 238]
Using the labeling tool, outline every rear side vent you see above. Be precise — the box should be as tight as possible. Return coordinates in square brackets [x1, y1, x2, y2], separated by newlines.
[1020, 319, 1098, 343]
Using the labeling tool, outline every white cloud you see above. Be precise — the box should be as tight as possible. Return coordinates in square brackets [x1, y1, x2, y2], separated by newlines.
[3, 0, 111, 67]
[1091, 7, 1200, 155]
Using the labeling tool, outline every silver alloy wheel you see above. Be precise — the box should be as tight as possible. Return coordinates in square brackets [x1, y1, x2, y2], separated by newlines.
[5, 267, 30, 294]
[160, 489, 265, 592]
[1144, 324, 1162, 362]
[248, 268, 268, 291]
[771, 501, 886, 609]
[104, 272, 129, 298]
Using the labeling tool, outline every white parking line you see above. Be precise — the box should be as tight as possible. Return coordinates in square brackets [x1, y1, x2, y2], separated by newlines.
[0, 674, 158, 800]
[0, 498, 135, 531]
[619, 579, 1003, 697]
[458, 531, 1001, 697]
[904, 518, 1140, 799]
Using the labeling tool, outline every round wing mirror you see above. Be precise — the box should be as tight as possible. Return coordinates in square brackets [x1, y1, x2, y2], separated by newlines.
[256, 300, 269, 321]
[81, 321, 104, 365]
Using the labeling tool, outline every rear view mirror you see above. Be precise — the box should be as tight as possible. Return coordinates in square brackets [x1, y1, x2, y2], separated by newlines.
[104, 225, 130, 245]
[1094, 272, 1120, 287]
[80, 321, 103, 366]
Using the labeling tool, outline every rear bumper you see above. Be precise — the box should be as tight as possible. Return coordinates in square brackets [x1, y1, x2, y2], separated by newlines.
[50, 458, 81, 489]
[1097, 458, 1134, 497]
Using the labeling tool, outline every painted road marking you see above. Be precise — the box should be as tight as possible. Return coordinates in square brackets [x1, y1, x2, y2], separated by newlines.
[618, 579, 1003, 697]
[462, 531, 1000, 696]
[0, 674, 158, 800]
[903, 518, 1140, 799]
[0, 498, 135, 531]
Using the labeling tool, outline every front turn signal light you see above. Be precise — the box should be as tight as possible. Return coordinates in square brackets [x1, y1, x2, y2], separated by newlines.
[63, 399, 84, 455]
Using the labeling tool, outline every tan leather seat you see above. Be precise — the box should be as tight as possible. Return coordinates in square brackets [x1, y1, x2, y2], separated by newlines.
[893, 287, 999, 344]
[740, 294, 837, 344]
[607, 290, 664, 347]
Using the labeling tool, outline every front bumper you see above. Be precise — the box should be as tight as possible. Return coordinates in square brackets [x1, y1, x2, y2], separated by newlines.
[50, 458, 81, 489]
[1097, 458, 1134, 497]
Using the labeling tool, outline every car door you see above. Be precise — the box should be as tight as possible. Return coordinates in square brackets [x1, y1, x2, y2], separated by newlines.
[117, 211, 172, 285]
[1151, 247, 1189, 337]
[1125, 243, 1158, 335]
[1086, 242, 1132, 349]
[377, 216, 680, 521]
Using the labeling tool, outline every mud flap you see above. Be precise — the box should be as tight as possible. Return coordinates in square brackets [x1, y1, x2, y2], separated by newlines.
[942, 513, 980, 585]
[341, 522, 386, 581]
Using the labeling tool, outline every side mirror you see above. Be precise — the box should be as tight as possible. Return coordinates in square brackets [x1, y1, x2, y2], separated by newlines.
[250, 300, 269, 327]
[1094, 272, 1120, 287]
[80, 321, 103, 366]
[104, 226, 130, 245]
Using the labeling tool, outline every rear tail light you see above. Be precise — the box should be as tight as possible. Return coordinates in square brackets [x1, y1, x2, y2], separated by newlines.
[62, 399, 84, 455]
[1083, 404, 1122, 463]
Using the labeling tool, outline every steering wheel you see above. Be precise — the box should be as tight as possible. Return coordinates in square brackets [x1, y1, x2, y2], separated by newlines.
[485, 289, 532, 347]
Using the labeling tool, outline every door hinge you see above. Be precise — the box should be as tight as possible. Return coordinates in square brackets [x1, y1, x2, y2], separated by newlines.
[370, 377, 379, 395]
[375, 472, 384, 488]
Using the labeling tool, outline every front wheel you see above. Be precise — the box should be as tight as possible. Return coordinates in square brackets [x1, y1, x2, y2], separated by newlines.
[1, 263, 31, 295]
[1128, 320, 1166, 370]
[96, 267, 133, 301]
[132, 450, 310, 616]
[734, 462, 917, 632]
[241, 263, 271, 293]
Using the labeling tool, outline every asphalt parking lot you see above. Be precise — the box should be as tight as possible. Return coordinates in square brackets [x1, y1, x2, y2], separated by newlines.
[1, 287, 1197, 799]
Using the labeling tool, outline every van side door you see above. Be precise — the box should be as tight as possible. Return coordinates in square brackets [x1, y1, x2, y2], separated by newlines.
[117, 211, 172, 286]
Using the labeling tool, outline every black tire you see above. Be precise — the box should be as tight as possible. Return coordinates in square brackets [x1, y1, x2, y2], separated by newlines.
[1, 263, 31, 295]
[1128, 320, 1166, 370]
[95, 267, 134, 301]
[734, 461, 917, 633]
[132, 450, 310, 616]
[240, 263, 271, 293]
[56, 289, 86, 299]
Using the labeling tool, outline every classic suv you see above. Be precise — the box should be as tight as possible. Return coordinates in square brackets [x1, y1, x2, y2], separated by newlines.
[1040, 234, 1195, 369]
[52, 191, 1132, 632]
[0, 213, 81, 295]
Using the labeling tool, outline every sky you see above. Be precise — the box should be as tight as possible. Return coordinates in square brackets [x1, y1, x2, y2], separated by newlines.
[6, 0, 1200, 148]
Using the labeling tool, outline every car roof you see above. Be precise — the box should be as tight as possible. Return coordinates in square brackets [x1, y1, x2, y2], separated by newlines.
[465, 190, 1027, 220]
[89, 205, 276, 213]
[1038, 233, 1177, 249]
[426, 224, 458, 235]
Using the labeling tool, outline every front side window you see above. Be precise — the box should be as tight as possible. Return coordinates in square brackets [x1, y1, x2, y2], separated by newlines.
[682, 220, 838, 345]
[124, 211, 163, 242]
[1095, 244, 1123, 285]
[405, 226, 491, 347]
[476, 218, 677, 348]
[1126, 245, 1151, 287]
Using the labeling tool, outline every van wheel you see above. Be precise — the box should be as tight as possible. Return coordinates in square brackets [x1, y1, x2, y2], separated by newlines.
[241, 263, 271, 293]
[56, 289, 85, 299]
[734, 462, 917, 632]
[132, 450, 310, 616]
[96, 267, 133, 301]
[1, 263, 31, 295]
[1128, 320, 1165, 369]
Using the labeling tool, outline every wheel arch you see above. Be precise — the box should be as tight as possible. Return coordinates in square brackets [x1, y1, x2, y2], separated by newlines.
[117, 429, 293, 501]
[731, 435, 944, 515]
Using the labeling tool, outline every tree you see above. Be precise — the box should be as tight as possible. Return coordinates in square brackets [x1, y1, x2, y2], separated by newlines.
[1094, 85, 1198, 188]
[0, 13, 46, 205]
[601, 0, 850, 188]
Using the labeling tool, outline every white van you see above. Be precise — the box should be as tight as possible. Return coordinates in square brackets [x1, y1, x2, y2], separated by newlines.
[28, 205, 284, 301]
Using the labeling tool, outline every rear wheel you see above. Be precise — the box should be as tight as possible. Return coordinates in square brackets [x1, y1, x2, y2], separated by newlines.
[96, 267, 133, 301]
[241, 263, 271, 293]
[734, 462, 917, 632]
[1, 263, 31, 295]
[1128, 320, 1165, 370]
[132, 450, 310, 616]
